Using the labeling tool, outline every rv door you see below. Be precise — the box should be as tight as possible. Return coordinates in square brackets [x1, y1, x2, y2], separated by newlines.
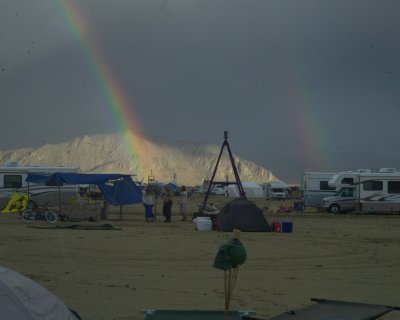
[338, 187, 357, 212]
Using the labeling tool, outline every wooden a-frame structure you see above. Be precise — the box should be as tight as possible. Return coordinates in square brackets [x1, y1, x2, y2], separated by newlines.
[200, 131, 246, 212]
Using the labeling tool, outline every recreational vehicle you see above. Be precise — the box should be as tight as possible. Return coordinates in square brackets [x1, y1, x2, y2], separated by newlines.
[301, 171, 337, 207]
[263, 180, 290, 200]
[323, 168, 400, 213]
[0, 162, 79, 210]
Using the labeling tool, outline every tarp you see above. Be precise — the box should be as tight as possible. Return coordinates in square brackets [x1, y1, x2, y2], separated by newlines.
[141, 310, 255, 320]
[26, 173, 142, 205]
[217, 198, 271, 232]
[244, 298, 399, 320]
[26, 173, 128, 186]
[28, 223, 122, 230]
[140, 299, 399, 320]
[98, 176, 143, 206]
[164, 182, 180, 190]
[0, 265, 80, 319]
[228, 183, 264, 198]
[1, 192, 29, 213]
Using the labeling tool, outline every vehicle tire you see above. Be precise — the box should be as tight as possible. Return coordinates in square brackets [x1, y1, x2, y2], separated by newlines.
[46, 210, 58, 224]
[329, 204, 341, 214]
[26, 200, 38, 210]
[21, 210, 35, 222]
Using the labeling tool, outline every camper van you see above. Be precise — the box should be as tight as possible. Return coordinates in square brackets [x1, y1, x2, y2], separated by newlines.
[0, 162, 79, 210]
[263, 180, 290, 200]
[302, 171, 337, 207]
[323, 168, 400, 213]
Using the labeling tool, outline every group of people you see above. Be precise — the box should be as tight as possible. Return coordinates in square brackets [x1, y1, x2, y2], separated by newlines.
[142, 186, 188, 223]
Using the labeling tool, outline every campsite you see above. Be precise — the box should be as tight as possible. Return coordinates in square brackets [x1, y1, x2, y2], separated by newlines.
[0, 135, 399, 319]
[0, 194, 399, 320]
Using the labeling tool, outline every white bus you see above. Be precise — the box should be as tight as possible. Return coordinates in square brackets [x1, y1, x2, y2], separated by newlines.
[323, 168, 400, 213]
[0, 162, 78, 210]
[302, 171, 337, 208]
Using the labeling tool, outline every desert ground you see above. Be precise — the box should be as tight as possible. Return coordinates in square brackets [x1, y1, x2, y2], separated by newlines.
[0, 194, 399, 320]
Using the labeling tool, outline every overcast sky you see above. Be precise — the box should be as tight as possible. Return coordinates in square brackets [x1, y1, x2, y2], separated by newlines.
[1, 0, 400, 184]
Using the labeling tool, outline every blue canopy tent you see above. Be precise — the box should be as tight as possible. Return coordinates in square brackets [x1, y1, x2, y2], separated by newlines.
[164, 182, 180, 196]
[26, 173, 143, 213]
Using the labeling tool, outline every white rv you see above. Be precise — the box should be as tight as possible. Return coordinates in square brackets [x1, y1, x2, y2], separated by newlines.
[301, 171, 337, 207]
[323, 168, 400, 213]
[0, 162, 78, 210]
[263, 180, 290, 200]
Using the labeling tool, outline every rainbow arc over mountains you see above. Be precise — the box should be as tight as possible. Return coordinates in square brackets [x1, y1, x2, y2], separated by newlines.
[58, 0, 328, 180]
[57, 0, 149, 179]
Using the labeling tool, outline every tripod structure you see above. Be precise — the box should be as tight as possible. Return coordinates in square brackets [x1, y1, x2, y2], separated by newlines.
[200, 131, 246, 213]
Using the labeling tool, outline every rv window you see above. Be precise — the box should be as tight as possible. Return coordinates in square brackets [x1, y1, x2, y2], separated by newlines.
[341, 188, 354, 197]
[363, 181, 383, 191]
[320, 181, 335, 190]
[4, 175, 22, 188]
[341, 178, 354, 184]
[388, 181, 400, 193]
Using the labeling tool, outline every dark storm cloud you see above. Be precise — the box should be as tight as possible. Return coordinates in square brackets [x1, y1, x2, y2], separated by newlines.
[1, 0, 400, 183]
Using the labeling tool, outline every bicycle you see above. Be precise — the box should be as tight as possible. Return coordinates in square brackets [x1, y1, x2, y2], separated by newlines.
[21, 203, 58, 224]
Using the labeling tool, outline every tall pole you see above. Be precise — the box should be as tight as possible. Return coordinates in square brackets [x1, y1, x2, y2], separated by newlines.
[225, 141, 245, 197]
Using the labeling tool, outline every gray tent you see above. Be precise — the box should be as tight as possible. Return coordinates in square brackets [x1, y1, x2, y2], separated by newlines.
[217, 199, 271, 232]
[0, 266, 80, 319]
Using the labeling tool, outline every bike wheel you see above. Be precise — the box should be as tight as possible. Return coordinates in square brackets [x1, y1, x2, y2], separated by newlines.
[21, 210, 35, 223]
[45, 210, 58, 224]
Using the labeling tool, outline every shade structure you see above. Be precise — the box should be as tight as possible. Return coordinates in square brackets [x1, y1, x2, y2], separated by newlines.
[26, 173, 142, 205]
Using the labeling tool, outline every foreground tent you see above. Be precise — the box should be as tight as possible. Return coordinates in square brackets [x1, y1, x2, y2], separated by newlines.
[217, 198, 271, 232]
[0, 265, 80, 319]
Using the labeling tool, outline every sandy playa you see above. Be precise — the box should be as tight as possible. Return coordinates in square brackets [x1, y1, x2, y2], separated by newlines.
[0, 195, 399, 320]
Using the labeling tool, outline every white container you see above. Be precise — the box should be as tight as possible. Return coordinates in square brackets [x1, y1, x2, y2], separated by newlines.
[194, 217, 212, 232]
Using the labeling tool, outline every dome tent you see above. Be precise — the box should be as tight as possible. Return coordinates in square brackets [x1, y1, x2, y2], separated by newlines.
[0, 265, 80, 319]
[217, 198, 271, 232]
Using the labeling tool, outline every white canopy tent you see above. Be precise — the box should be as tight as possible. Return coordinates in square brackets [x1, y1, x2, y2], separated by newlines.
[227, 182, 264, 198]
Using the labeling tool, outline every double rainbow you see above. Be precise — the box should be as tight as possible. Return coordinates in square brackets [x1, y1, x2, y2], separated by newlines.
[58, 0, 330, 181]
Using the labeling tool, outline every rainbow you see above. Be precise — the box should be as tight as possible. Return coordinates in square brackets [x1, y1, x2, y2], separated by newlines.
[275, 52, 331, 173]
[288, 77, 329, 170]
[57, 0, 331, 182]
[56, 0, 149, 180]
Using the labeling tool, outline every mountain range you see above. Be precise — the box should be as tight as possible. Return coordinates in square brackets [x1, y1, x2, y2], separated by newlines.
[0, 133, 277, 186]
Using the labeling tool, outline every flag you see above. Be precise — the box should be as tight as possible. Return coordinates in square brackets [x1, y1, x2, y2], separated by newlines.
[1, 192, 29, 213]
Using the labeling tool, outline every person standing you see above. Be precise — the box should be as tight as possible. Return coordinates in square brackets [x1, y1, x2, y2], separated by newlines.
[179, 186, 188, 221]
[162, 190, 174, 223]
[143, 188, 156, 222]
